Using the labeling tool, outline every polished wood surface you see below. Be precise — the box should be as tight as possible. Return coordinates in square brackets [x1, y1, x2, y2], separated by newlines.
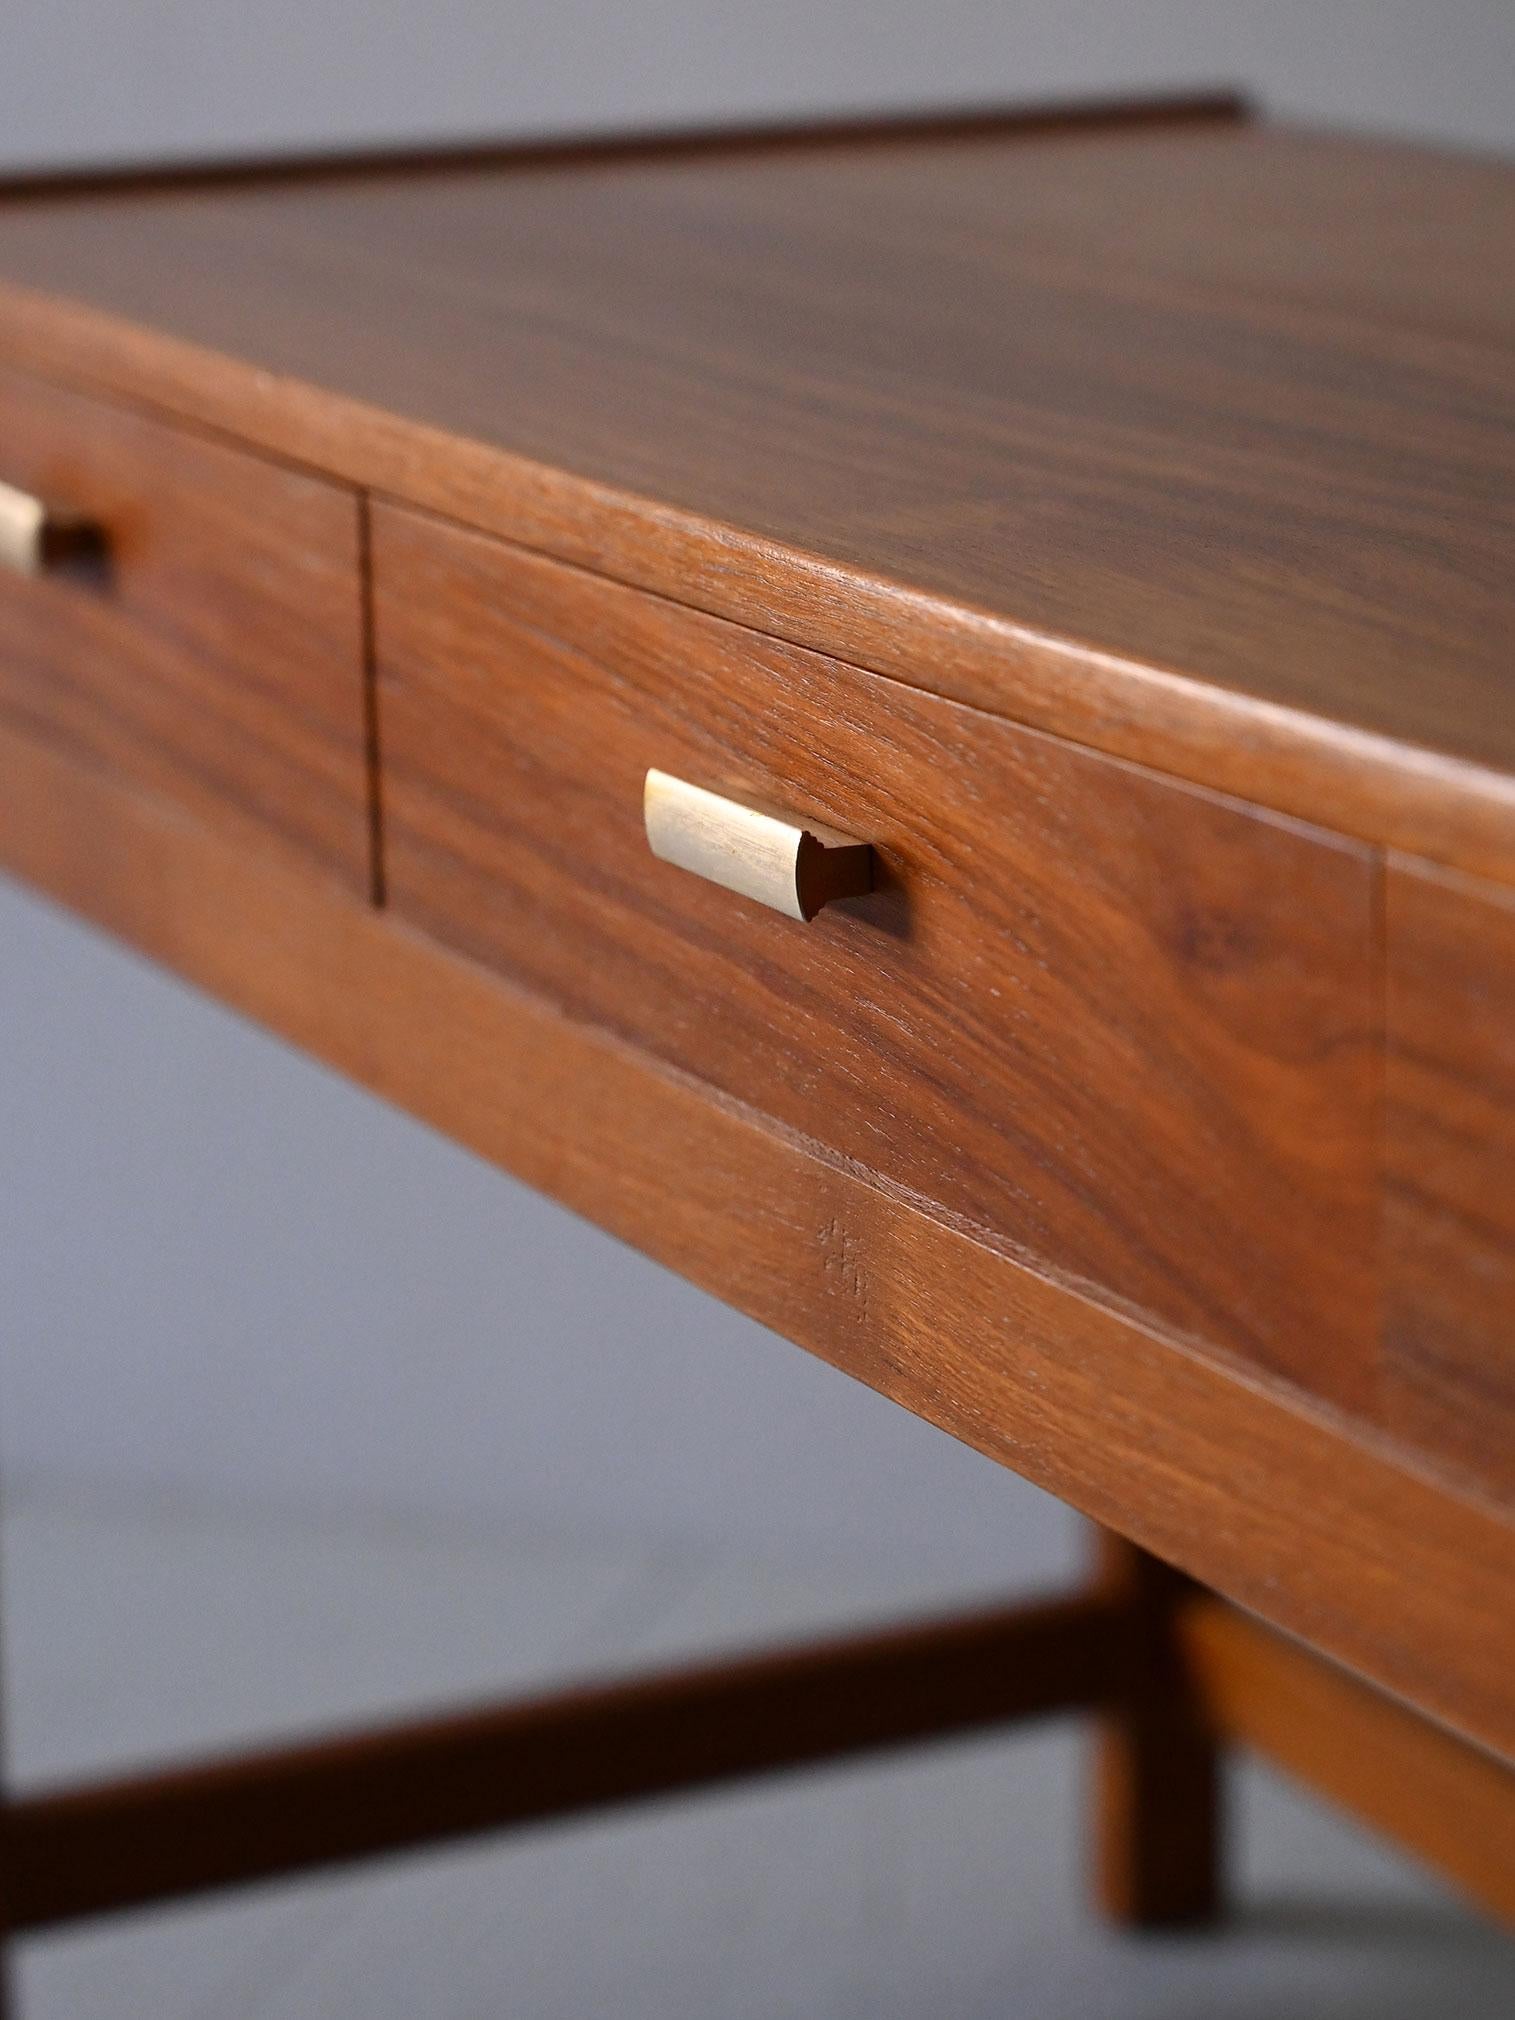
[0, 360, 369, 888]
[4, 717, 1513, 1765]
[0, 117, 1512, 878]
[1383, 860, 1515, 1500]
[0, 109, 1513, 1955]
[376, 505, 1378, 1398]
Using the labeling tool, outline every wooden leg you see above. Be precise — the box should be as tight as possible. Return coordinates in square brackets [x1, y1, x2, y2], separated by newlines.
[0, 1838, 12, 2018]
[1091, 1527, 1224, 1929]
[1, 1535, 15, 2020]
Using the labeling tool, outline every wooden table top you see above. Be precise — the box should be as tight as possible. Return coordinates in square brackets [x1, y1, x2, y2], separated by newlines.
[0, 100, 1512, 877]
[1, 100, 1513, 1770]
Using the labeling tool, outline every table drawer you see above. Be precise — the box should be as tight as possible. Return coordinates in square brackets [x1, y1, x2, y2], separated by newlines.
[0, 363, 369, 887]
[373, 503, 1379, 1396]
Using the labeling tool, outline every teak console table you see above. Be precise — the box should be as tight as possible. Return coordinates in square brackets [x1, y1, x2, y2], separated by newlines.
[1, 94, 1513, 2003]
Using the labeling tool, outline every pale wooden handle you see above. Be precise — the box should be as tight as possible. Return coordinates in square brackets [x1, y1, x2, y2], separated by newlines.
[644, 769, 874, 922]
[0, 478, 104, 577]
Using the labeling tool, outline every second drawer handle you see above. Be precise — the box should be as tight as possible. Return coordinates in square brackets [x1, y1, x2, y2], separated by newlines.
[0, 478, 105, 578]
[644, 769, 874, 922]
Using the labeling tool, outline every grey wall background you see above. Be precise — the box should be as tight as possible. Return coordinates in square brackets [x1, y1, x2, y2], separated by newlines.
[4, 0, 1515, 169]
[3, 0, 1514, 1585]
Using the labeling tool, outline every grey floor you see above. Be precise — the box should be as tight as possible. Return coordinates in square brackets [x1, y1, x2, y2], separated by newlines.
[4, 1478, 1514, 2020]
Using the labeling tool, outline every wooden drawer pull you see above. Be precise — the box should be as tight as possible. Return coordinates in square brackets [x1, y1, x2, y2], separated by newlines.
[644, 768, 874, 921]
[0, 479, 104, 577]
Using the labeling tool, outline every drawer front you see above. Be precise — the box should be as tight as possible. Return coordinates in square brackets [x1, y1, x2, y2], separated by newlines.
[1384, 861, 1515, 1500]
[0, 363, 369, 887]
[374, 504, 1379, 1395]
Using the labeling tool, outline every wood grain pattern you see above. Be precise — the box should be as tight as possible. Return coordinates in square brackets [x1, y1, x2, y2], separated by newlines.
[374, 506, 1379, 1400]
[0, 123, 1513, 878]
[1091, 1532, 1222, 1928]
[3, 1591, 1113, 1930]
[3, 116, 1514, 1959]
[1383, 859, 1515, 1501]
[0, 359, 369, 887]
[1180, 1597, 1515, 1927]
[3, 717, 1512, 1763]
